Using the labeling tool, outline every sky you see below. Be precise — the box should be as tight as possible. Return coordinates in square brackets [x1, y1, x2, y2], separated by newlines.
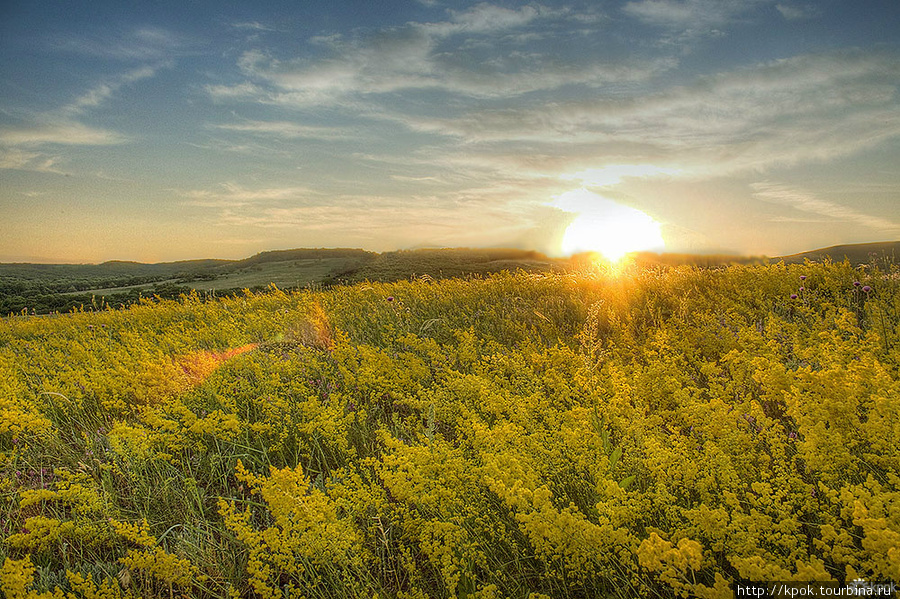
[1, 0, 899, 263]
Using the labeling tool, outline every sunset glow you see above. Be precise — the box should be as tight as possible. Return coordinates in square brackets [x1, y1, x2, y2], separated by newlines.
[555, 189, 665, 261]
[1, 2, 899, 262]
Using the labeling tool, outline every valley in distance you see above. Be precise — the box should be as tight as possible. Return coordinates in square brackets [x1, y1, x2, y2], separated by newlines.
[1, 241, 898, 316]
[2, 239, 899, 598]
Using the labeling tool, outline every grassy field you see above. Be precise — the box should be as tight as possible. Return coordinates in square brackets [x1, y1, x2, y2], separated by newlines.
[182, 258, 360, 292]
[11, 243, 897, 315]
[1, 259, 898, 598]
[60, 280, 184, 297]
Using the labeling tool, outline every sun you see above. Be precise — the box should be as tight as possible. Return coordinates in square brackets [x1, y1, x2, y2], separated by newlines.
[555, 189, 665, 261]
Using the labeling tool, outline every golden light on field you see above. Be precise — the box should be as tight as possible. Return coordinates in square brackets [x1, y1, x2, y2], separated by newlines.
[554, 189, 665, 261]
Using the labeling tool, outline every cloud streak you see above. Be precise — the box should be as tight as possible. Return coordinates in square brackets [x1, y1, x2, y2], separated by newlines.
[61, 65, 161, 116]
[623, 0, 767, 27]
[51, 26, 190, 61]
[0, 148, 67, 174]
[775, 3, 820, 21]
[208, 3, 662, 106]
[181, 183, 317, 208]
[0, 64, 164, 172]
[390, 48, 900, 176]
[622, 0, 771, 44]
[752, 181, 900, 232]
[0, 122, 126, 146]
[212, 120, 349, 141]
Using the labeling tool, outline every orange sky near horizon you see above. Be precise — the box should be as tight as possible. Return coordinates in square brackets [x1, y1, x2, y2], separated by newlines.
[2, 1, 899, 264]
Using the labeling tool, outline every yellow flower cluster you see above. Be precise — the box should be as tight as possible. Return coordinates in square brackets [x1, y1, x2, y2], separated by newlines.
[1, 261, 898, 597]
[7, 471, 112, 553]
[218, 460, 367, 598]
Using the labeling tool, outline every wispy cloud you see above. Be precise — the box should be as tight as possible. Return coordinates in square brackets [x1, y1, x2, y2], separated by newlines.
[620, 0, 789, 50]
[0, 64, 163, 170]
[623, 0, 769, 35]
[181, 183, 316, 208]
[422, 3, 547, 36]
[390, 174, 447, 184]
[62, 65, 161, 116]
[186, 185, 430, 235]
[392, 48, 900, 176]
[775, 3, 820, 21]
[209, 3, 637, 105]
[230, 21, 280, 32]
[180, 174, 561, 252]
[51, 26, 190, 61]
[0, 121, 126, 146]
[752, 181, 900, 232]
[0, 148, 68, 174]
[562, 164, 682, 187]
[206, 82, 269, 101]
[212, 120, 349, 141]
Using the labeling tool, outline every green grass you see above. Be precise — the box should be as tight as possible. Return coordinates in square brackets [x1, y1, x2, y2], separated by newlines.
[186, 257, 363, 291]
[2, 260, 899, 598]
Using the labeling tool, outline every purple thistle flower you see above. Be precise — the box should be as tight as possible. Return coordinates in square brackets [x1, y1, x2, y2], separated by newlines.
[862, 285, 871, 293]
[799, 287, 805, 292]
[800, 275, 807, 280]
[386, 296, 394, 302]
[854, 281, 861, 287]
[790, 294, 798, 299]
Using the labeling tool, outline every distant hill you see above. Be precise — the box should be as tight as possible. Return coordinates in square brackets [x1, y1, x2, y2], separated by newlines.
[344, 248, 558, 283]
[0, 248, 377, 314]
[229, 248, 376, 269]
[2, 242, 898, 315]
[776, 241, 900, 266]
[625, 251, 761, 268]
[0, 259, 232, 282]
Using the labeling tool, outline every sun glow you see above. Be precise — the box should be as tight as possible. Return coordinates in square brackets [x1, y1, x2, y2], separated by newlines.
[555, 189, 665, 261]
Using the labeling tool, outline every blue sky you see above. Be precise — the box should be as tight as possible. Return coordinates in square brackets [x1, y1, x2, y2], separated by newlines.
[1, 0, 899, 262]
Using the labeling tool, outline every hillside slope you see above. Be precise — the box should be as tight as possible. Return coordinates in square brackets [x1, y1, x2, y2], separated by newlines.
[2, 263, 898, 597]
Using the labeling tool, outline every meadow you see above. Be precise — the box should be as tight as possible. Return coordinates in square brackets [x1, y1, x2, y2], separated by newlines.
[0, 259, 898, 598]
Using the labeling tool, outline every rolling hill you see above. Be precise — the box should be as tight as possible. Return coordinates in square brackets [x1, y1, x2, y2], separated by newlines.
[1, 241, 897, 315]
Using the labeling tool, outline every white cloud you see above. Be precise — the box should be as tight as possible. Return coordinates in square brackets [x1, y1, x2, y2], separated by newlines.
[0, 122, 127, 146]
[206, 82, 268, 101]
[213, 4, 627, 104]
[395, 48, 900, 176]
[622, 0, 771, 45]
[775, 4, 820, 21]
[231, 29, 434, 103]
[63, 65, 160, 116]
[424, 3, 544, 36]
[752, 182, 900, 232]
[623, 0, 767, 29]
[181, 183, 316, 208]
[0, 148, 67, 174]
[212, 120, 348, 140]
[0, 64, 161, 162]
[562, 164, 682, 187]
[52, 26, 190, 61]
[390, 175, 446, 184]
[231, 21, 280, 32]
